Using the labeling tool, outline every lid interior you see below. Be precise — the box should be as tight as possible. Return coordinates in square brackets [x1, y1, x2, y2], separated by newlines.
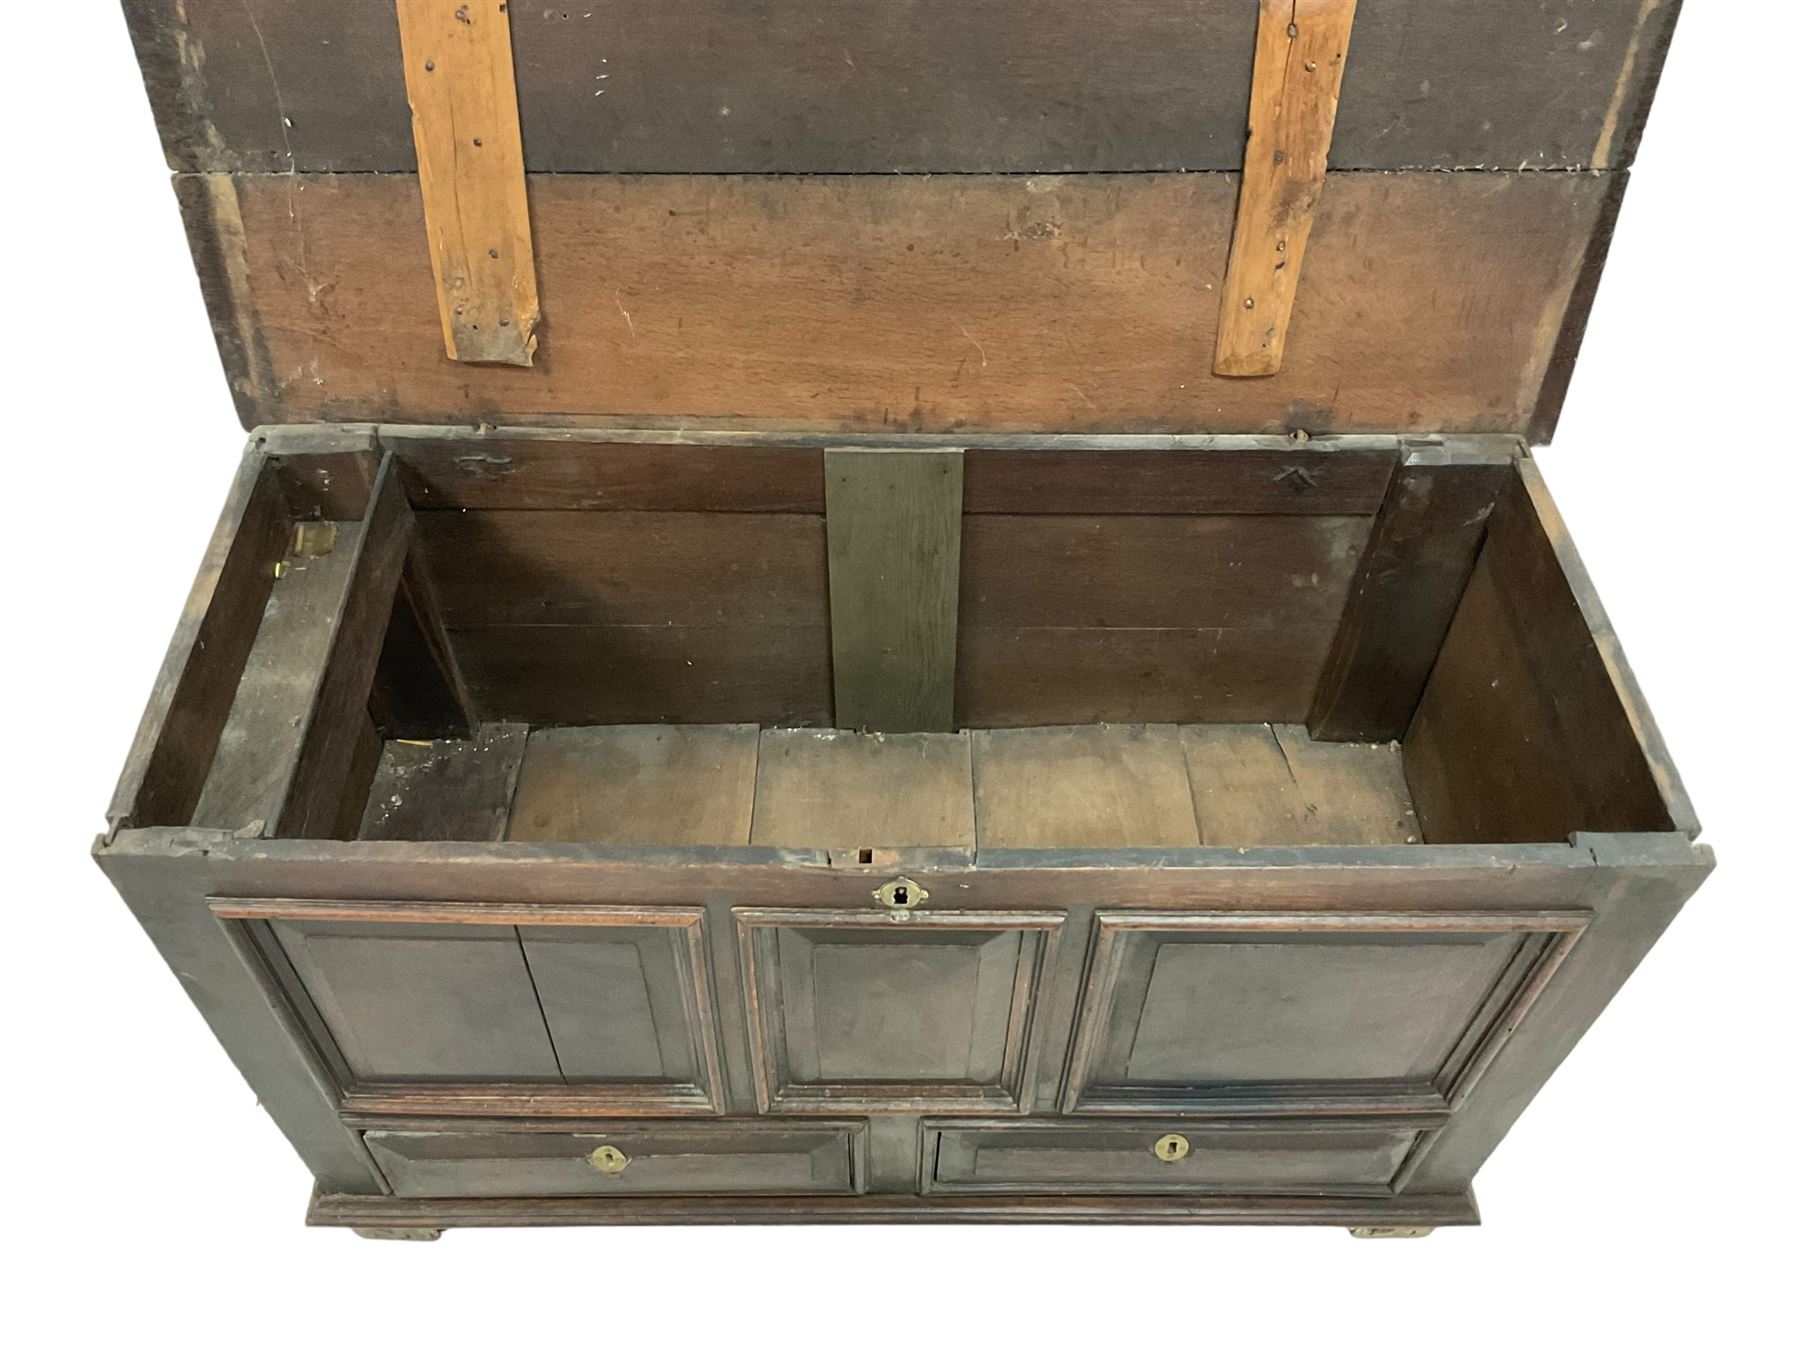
[125, 0, 1680, 439]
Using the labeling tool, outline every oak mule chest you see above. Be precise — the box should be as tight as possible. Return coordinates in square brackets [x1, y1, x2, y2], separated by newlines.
[101, 0, 1709, 1237]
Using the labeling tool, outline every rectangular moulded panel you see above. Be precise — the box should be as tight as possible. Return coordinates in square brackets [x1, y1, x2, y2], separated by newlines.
[1063, 912, 1587, 1115]
[364, 1123, 862, 1198]
[520, 924, 713, 1087]
[926, 1119, 1436, 1196]
[235, 903, 725, 1113]
[271, 919, 562, 1083]
[736, 910, 1063, 1113]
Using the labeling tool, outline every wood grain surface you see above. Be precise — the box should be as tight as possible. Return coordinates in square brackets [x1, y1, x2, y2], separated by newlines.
[395, 0, 539, 364]
[125, 1, 1681, 174]
[1215, 0, 1358, 376]
[181, 170, 1605, 434]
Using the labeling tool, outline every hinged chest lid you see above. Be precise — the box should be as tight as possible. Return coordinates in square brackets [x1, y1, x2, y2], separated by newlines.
[124, 0, 1681, 440]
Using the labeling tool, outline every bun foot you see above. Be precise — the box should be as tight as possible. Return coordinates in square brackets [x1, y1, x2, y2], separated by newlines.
[351, 1226, 443, 1242]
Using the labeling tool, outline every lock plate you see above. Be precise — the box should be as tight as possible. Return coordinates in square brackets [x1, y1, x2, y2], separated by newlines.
[587, 1144, 630, 1176]
[1153, 1133, 1190, 1163]
[874, 877, 928, 911]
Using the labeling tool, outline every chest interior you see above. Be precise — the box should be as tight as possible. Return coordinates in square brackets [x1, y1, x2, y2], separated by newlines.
[114, 428, 1678, 854]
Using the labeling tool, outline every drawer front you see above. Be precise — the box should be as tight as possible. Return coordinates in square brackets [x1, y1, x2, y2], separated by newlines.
[364, 1123, 863, 1198]
[925, 1121, 1432, 1195]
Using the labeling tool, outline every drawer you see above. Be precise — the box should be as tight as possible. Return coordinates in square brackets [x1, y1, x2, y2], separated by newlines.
[364, 1123, 864, 1199]
[924, 1120, 1434, 1195]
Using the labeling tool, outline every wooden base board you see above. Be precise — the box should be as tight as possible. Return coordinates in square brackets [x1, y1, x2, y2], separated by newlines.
[360, 723, 528, 841]
[358, 722, 1420, 849]
[310, 1186, 1478, 1230]
[507, 724, 760, 844]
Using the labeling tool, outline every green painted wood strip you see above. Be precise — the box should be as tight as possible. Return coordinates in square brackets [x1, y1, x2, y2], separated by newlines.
[824, 448, 964, 733]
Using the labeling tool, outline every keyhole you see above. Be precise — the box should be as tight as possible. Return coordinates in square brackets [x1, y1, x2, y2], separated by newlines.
[892, 886, 909, 905]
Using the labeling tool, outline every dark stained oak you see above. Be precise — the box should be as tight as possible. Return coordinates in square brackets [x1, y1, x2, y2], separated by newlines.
[825, 448, 964, 733]
[126, 0, 1680, 175]
[365, 1124, 860, 1198]
[1309, 450, 1516, 742]
[1405, 468, 1678, 845]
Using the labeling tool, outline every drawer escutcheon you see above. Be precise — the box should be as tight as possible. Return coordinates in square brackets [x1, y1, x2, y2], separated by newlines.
[587, 1145, 631, 1177]
[1153, 1133, 1191, 1163]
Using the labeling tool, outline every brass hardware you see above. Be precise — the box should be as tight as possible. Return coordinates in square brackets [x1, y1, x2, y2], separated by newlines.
[292, 521, 339, 557]
[1153, 1133, 1190, 1163]
[587, 1144, 630, 1176]
[874, 877, 928, 911]
[1347, 1226, 1435, 1240]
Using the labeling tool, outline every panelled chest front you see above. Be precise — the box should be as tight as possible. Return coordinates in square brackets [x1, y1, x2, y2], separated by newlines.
[98, 0, 1708, 1236]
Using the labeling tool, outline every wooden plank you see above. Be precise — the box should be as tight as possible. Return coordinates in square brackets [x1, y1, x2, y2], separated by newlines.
[110, 815, 1607, 909]
[1404, 472, 1679, 844]
[109, 450, 291, 830]
[394, 0, 539, 365]
[971, 726, 1201, 849]
[751, 730, 975, 850]
[961, 515, 1367, 630]
[359, 723, 529, 841]
[280, 460, 417, 837]
[825, 449, 963, 733]
[1182, 724, 1417, 846]
[1215, 0, 1358, 377]
[961, 447, 1396, 516]
[190, 521, 368, 833]
[387, 437, 1394, 517]
[307, 1188, 1482, 1228]
[956, 513, 1367, 727]
[127, 1, 1682, 175]
[415, 510, 828, 629]
[391, 439, 827, 513]
[332, 713, 387, 842]
[189, 170, 1607, 434]
[1512, 459, 1698, 836]
[506, 725, 760, 845]
[1308, 455, 1515, 742]
[192, 457, 415, 836]
[957, 626, 1339, 730]
[262, 429, 382, 518]
[1529, 169, 1632, 445]
[449, 624, 833, 728]
[410, 505, 832, 726]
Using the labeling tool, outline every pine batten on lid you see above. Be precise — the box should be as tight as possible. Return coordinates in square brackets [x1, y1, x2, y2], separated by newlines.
[1215, 0, 1358, 378]
[395, 0, 540, 366]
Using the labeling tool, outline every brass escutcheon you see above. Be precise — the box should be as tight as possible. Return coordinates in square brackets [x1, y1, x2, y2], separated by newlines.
[1153, 1133, 1190, 1163]
[874, 877, 928, 911]
[588, 1144, 630, 1176]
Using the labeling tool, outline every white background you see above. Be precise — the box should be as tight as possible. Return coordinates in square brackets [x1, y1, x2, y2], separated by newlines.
[3, 5, 1792, 1345]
